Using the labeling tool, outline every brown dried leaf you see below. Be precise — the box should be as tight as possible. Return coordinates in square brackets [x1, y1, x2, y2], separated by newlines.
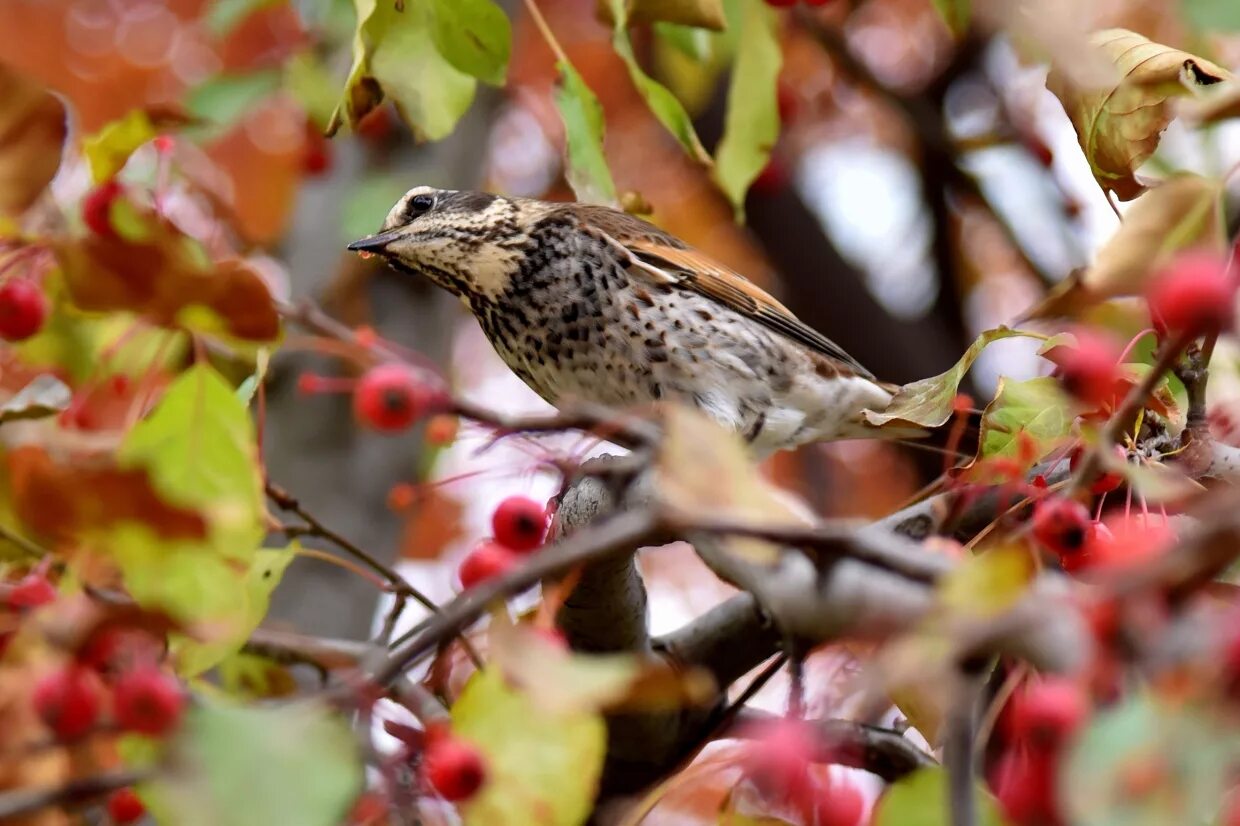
[54, 214, 280, 341]
[1023, 175, 1224, 319]
[1178, 80, 1240, 126]
[6, 446, 207, 544]
[1047, 29, 1232, 201]
[0, 64, 66, 216]
[399, 486, 465, 560]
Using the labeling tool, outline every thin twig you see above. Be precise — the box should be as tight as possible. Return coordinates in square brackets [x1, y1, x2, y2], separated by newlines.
[0, 523, 47, 560]
[0, 769, 150, 820]
[944, 679, 981, 826]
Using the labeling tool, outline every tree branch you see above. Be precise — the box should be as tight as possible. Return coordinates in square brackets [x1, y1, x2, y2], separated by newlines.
[0, 769, 149, 820]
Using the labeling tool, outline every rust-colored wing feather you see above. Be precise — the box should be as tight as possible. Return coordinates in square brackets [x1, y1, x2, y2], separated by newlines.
[570, 205, 875, 380]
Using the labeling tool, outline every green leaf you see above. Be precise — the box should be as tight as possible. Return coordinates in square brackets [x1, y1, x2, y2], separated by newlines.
[82, 110, 159, 183]
[119, 363, 263, 555]
[147, 701, 362, 826]
[864, 328, 1044, 429]
[713, 0, 781, 218]
[874, 767, 1005, 826]
[930, 0, 970, 37]
[453, 669, 607, 826]
[554, 61, 618, 205]
[285, 52, 343, 129]
[606, 0, 711, 165]
[1184, 0, 1240, 32]
[614, 0, 727, 29]
[1063, 694, 1240, 826]
[426, 0, 511, 86]
[979, 376, 1073, 462]
[0, 375, 71, 424]
[332, 0, 476, 141]
[175, 544, 297, 677]
[186, 71, 282, 126]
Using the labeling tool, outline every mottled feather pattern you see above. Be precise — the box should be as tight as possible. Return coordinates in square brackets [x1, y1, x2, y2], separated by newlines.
[351, 187, 901, 454]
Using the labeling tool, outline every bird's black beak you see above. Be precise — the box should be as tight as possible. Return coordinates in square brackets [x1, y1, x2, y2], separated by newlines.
[347, 228, 405, 254]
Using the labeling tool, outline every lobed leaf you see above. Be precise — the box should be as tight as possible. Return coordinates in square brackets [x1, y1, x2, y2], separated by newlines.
[1063, 694, 1240, 826]
[119, 363, 264, 556]
[713, 0, 781, 218]
[1047, 29, 1232, 201]
[331, 0, 476, 141]
[147, 701, 362, 826]
[864, 328, 1042, 429]
[453, 668, 607, 826]
[605, 0, 712, 165]
[0, 64, 66, 216]
[554, 61, 618, 206]
[425, 0, 511, 87]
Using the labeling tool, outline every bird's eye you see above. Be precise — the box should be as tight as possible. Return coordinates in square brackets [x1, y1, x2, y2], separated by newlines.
[406, 193, 435, 218]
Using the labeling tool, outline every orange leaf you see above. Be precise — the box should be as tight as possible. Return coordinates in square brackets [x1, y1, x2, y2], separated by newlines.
[7, 446, 206, 544]
[399, 486, 465, 560]
[54, 214, 280, 341]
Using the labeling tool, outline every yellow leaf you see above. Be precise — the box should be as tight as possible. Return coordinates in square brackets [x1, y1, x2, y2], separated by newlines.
[939, 546, 1034, 617]
[1047, 29, 1232, 200]
[1024, 175, 1224, 319]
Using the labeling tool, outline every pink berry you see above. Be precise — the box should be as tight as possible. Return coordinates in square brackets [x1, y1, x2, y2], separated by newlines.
[811, 778, 865, 826]
[1031, 497, 1091, 561]
[457, 541, 519, 590]
[33, 666, 104, 740]
[8, 573, 55, 609]
[423, 733, 487, 801]
[113, 665, 184, 737]
[491, 496, 547, 553]
[742, 717, 817, 807]
[82, 179, 124, 237]
[0, 280, 48, 341]
[106, 788, 146, 823]
[353, 364, 438, 432]
[1147, 250, 1236, 336]
[1007, 678, 1088, 751]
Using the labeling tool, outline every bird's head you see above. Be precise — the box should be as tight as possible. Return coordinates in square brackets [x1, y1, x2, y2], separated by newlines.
[347, 186, 534, 299]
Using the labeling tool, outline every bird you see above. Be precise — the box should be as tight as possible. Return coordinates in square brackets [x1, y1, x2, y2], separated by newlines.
[347, 186, 906, 456]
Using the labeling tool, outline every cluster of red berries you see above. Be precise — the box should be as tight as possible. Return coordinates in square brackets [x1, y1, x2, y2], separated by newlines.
[992, 678, 1090, 825]
[741, 717, 866, 826]
[33, 657, 183, 742]
[457, 496, 549, 590]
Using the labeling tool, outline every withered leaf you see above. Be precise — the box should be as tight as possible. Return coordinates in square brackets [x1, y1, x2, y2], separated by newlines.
[7, 446, 207, 544]
[54, 214, 280, 341]
[1023, 174, 1224, 319]
[0, 63, 66, 216]
[1047, 29, 1232, 200]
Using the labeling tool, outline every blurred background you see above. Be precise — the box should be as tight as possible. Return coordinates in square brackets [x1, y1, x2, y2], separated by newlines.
[4, 0, 1239, 796]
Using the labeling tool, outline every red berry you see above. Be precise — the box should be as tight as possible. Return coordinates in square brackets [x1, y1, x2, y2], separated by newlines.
[0, 280, 48, 341]
[353, 364, 438, 432]
[742, 717, 817, 807]
[357, 107, 396, 143]
[1147, 250, 1235, 336]
[8, 573, 55, 609]
[1007, 678, 1088, 751]
[991, 748, 1060, 826]
[82, 179, 124, 236]
[764, 0, 797, 6]
[803, 0, 836, 6]
[491, 496, 547, 553]
[106, 788, 146, 824]
[33, 666, 104, 740]
[457, 541, 519, 590]
[113, 665, 184, 737]
[423, 733, 487, 801]
[811, 778, 865, 826]
[152, 134, 175, 155]
[1081, 515, 1173, 572]
[1031, 497, 1090, 560]
[1052, 330, 1122, 408]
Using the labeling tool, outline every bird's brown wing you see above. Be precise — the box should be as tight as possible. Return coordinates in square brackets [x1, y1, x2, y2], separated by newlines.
[571, 205, 875, 380]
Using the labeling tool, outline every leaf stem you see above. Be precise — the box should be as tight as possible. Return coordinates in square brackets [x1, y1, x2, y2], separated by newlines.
[521, 0, 570, 66]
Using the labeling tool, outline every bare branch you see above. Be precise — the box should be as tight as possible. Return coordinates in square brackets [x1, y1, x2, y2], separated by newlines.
[0, 769, 149, 820]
